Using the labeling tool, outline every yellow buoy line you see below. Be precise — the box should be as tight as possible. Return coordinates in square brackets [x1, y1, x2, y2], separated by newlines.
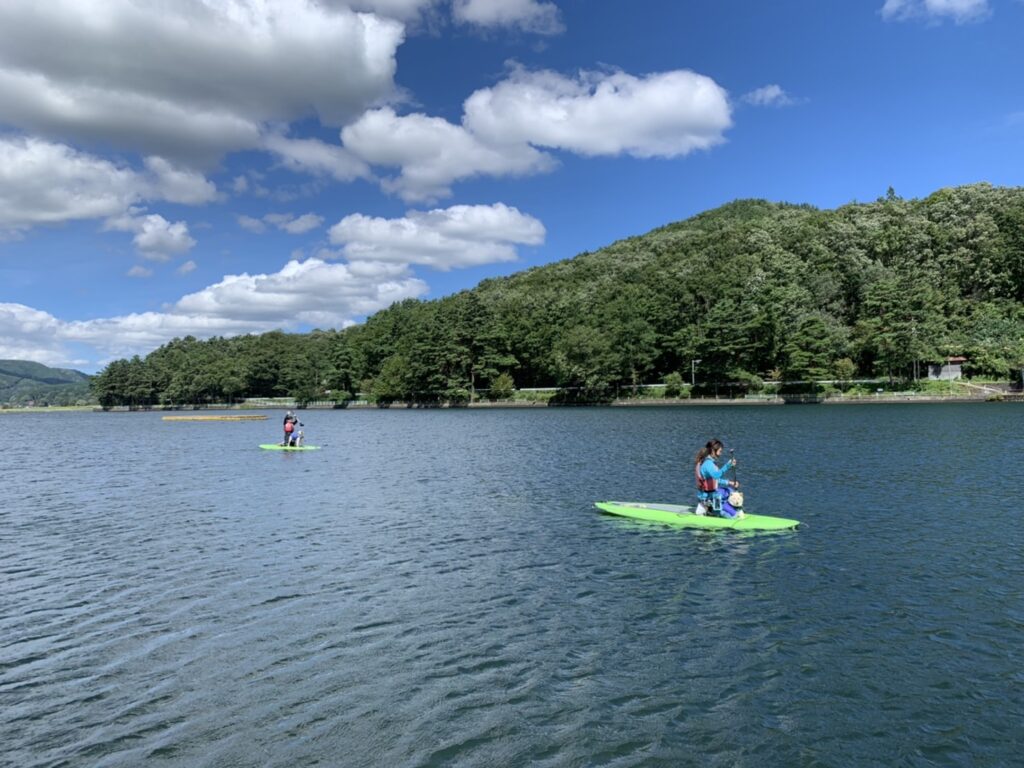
[162, 414, 268, 421]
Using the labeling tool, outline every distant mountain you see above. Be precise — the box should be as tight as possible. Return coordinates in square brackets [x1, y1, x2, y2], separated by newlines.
[0, 360, 94, 406]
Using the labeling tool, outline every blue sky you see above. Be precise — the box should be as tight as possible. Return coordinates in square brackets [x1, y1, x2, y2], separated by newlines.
[1, 0, 1022, 373]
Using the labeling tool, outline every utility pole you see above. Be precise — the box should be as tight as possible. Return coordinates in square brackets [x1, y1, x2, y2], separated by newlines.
[911, 321, 917, 382]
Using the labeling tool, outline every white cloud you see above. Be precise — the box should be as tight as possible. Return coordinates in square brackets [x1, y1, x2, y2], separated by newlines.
[0, 303, 68, 365]
[741, 84, 798, 107]
[452, 0, 564, 34]
[0, 0, 405, 163]
[263, 134, 370, 182]
[0, 256, 429, 366]
[0, 136, 217, 235]
[342, 107, 553, 201]
[0, 137, 142, 233]
[4, 205, 540, 367]
[173, 257, 425, 322]
[463, 66, 732, 158]
[126, 265, 153, 278]
[881, 0, 990, 23]
[105, 210, 196, 261]
[338, 66, 730, 201]
[329, 202, 545, 269]
[61, 312, 276, 361]
[143, 157, 219, 204]
[0, 68, 262, 167]
[281, 213, 324, 234]
[266, 213, 322, 233]
[177, 260, 197, 275]
[231, 175, 249, 194]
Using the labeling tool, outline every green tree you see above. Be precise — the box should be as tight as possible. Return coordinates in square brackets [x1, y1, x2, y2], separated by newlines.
[551, 325, 617, 396]
[488, 372, 515, 400]
[782, 313, 846, 382]
[663, 372, 687, 398]
[370, 354, 411, 403]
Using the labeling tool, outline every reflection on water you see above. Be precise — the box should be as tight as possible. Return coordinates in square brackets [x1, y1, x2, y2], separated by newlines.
[2, 403, 1023, 766]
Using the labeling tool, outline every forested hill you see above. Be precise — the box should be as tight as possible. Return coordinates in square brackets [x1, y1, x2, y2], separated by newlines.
[92, 183, 1024, 406]
[0, 360, 94, 406]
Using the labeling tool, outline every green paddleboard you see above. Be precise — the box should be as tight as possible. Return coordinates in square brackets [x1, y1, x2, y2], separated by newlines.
[259, 444, 321, 451]
[595, 501, 799, 531]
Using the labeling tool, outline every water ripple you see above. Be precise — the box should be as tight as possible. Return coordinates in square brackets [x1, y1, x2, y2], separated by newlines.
[2, 405, 1023, 766]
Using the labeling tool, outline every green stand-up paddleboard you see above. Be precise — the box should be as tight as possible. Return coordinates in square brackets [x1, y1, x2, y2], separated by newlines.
[259, 444, 321, 451]
[595, 502, 799, 531]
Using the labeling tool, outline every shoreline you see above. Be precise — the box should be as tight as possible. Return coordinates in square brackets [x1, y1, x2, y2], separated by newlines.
[4, 393, 1019, 413]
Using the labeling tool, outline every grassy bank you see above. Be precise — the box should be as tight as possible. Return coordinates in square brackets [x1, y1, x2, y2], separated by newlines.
[0, 405, 96, 414]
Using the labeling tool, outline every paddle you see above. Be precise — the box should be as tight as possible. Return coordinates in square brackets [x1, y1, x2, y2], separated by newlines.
[729, 448, 746, 518]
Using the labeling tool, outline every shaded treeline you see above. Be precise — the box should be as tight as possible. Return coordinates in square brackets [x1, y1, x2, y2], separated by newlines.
[92, 183, 1024, 406]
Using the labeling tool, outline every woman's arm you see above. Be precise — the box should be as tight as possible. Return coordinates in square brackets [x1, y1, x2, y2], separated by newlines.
[701, 458, 733, 482]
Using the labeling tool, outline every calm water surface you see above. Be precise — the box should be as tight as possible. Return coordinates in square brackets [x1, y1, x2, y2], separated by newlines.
[2, 404, 1023, 767]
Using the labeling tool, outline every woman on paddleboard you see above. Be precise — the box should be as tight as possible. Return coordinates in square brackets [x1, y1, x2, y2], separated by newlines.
[282, 410, 300, 445]
[694, 439, 740, 517]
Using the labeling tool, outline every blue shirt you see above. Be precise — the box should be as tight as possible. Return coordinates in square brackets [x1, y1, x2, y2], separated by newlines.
[700, 456, 733, 485]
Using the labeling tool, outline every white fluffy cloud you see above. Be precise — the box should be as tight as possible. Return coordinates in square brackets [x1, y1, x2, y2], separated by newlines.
[464, 67, 732, 158]
[342, 107, 553, 201]
[0, 257, 429, 365]
[0, 304, 69, 365]
[173, 258, 425, 322]
[279, 213, 324, 234]
[0, 0, 404, 163]
[60, 312, 278, 360]
[0, 137, 215, 235]
[105, 210, 196, 261]
[0, 137, 142, 233]
[341, 66, 730, 201]
[452, 0, 564, 34]
[263, 134, 370, 182]
[143, 157, 219, 204]
[881, 0, 990, 22]
[329, 203, 545, 269]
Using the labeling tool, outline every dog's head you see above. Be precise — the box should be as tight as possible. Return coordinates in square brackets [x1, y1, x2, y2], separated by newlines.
[728, 491, 744, 508]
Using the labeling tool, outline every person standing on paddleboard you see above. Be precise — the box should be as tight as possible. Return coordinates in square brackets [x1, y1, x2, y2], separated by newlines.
[282, 410, 300, 445]
[694, 439, 739, 517]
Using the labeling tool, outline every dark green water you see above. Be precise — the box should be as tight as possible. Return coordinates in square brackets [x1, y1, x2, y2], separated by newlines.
[3, 404, 1023, 766]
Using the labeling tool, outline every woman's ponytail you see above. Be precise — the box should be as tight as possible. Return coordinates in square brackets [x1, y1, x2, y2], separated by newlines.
[694, 438, 723, 465]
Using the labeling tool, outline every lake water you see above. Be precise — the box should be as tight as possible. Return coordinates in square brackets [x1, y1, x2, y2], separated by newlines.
[3, 404, 1023, 767]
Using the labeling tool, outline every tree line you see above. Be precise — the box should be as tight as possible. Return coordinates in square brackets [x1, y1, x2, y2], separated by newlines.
[92, 183, 1024, 407]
